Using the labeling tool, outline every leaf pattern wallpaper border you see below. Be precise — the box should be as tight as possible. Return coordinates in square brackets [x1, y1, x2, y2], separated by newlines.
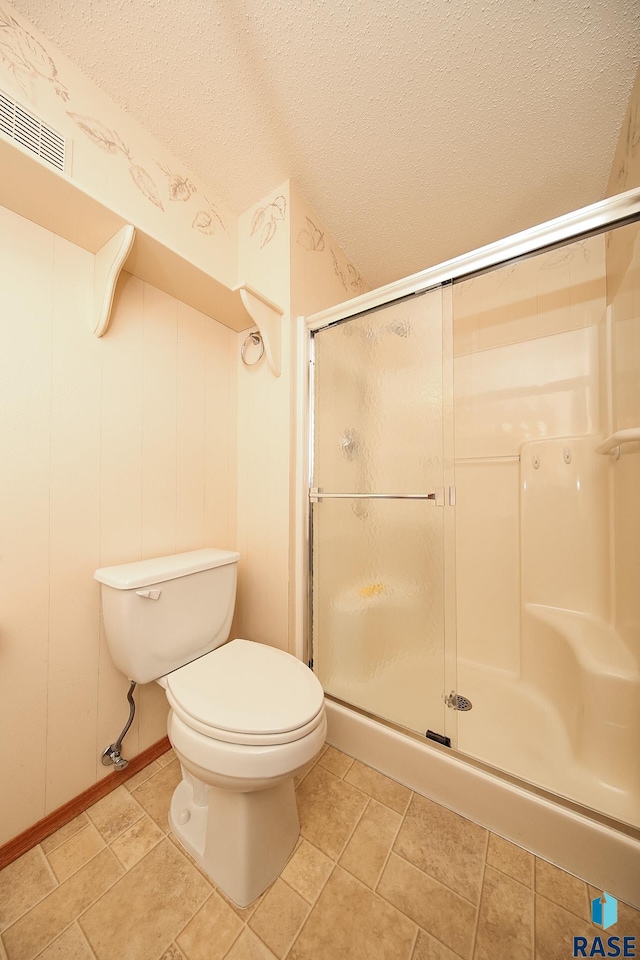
[0, 3, 229, 241]
[250, 194, 287, 248]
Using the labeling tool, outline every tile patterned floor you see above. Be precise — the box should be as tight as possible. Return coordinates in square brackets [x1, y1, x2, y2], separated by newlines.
[1, 744, 638, 960]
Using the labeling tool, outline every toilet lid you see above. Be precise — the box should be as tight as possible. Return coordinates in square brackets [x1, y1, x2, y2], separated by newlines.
[165, 639, 325, 737]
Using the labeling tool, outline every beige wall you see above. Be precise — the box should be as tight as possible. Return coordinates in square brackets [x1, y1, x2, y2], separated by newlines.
[0, 4, 236, 287]
[453, 236, 607, 674]
[0, 204, 237, 844]
[234, 181, 370, 655]
[234, 183, 292, 652]
[606, 64, 640, 666]
[0, 169, 363, 843]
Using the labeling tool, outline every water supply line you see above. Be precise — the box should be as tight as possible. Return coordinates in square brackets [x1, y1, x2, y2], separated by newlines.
[101, 680, 137, 770]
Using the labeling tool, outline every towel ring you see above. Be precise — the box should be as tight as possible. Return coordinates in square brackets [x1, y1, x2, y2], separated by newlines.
[241, 331, 265, 366]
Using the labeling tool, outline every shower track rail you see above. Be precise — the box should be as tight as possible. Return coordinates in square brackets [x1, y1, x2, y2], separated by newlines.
[305, 187, 640, 334]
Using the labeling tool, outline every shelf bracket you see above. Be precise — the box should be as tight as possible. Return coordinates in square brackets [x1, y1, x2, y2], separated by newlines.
[234, 282, 284, 377]
[93, 224, 135, 337]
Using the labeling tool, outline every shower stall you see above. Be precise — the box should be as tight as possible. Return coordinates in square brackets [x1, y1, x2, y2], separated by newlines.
[303, 189, 640, 882]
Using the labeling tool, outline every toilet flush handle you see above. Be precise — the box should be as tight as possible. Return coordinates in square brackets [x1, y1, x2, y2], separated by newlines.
[136, 589, 162, 600]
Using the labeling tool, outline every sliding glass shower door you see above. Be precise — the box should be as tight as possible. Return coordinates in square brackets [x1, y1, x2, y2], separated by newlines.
[310, 286, 457, 743]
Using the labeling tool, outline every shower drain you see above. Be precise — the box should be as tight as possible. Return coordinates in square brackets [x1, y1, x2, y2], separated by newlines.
[444, 691, 473, 711]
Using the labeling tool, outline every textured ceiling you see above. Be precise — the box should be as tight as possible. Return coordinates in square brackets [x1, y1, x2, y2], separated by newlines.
[10, 0, 640, 287]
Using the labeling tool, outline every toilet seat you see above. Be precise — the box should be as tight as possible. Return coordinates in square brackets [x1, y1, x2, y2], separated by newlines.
[165, 638, 325, 747]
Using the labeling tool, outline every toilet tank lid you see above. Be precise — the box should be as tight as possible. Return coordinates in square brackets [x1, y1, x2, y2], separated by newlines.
[94, 548, 240, 589]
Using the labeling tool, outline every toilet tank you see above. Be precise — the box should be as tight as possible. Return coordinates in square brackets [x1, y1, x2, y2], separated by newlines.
[94, 549, 240, 684]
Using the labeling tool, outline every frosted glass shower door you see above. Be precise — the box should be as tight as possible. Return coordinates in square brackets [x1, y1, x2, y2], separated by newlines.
[310, 287, 456, 741]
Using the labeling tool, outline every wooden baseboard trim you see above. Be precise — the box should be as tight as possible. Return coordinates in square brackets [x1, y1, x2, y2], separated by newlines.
[0, 736, 171, 870]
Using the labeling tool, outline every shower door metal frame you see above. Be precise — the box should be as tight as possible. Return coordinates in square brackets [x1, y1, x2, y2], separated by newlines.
[298, 186, 640, 679]
[307, 284, 458, 740]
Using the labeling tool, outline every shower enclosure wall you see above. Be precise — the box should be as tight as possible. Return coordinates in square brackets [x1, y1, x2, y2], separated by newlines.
[305, 191, 640, 856]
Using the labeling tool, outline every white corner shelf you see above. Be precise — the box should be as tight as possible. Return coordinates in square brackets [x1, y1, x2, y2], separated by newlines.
[93, 224, 135, 337]
[0, 135, 283, 348]
[234, 283, 284, 376]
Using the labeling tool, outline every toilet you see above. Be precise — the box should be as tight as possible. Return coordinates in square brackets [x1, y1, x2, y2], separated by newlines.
[94, 548, 326, 907]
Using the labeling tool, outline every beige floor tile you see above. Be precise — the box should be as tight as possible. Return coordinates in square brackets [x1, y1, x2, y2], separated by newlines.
[86, 786, 144, 843]
[534, 894, 595, 960]
[224, 930, 277, 960]
[41, 815, 90, 855]
[295, 765, 368, 860]
[2, 848, 122, 960]
[46, 823, 106, 883]
[535, 859, 590, 921]
[217, 886, 266, 922]
[176, 891, 243, 960]
[486, 835, 533, 888]
[616, 900, 640, 940]
[124, 760, 162, 792]
[339, 799, 402, 889]
[159, 947, 186, 960]
[289, 865, 417, 960]
[131, 760, 182, 832]
[293, 761, 315, 788]
[281, 840, 334, 905]
[473, 865, 533, 960]
[587, 885, 640, 939]
[316, 746, 354, 779]
[166, 833, 217, 886]
[394, 794, 487, 904]
[345, 761, 412, 815]
[109, 815, 165, 870]
[79, 839, 210, 960]
[412, 929, 463, 960]
[0, 846, 57, 932]
[249, 879, 310, 959]
[157, 749, 176, 768]
[33, 923, 94, 959]
[378, 854, 477, 960]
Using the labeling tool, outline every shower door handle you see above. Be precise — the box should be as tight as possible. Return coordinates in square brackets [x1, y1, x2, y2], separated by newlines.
[309, 489, 444, 504]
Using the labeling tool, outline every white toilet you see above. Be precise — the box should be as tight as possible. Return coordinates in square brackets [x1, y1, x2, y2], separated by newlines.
[94, 548, 326, 907]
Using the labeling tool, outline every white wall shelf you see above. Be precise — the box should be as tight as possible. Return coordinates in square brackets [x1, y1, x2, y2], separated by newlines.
[0, 135, 282, 337]
[235, 283, 284, 376]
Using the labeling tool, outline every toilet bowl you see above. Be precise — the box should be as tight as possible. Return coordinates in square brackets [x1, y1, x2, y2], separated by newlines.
[94, 548, 326, 907]
[163, 638, 326, 905]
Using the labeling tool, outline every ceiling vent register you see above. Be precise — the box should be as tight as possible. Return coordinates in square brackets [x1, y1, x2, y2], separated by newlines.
[0, 90, 65, 172]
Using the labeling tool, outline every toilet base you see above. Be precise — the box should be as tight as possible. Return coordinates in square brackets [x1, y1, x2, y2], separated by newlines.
[169, 775, 300, 907]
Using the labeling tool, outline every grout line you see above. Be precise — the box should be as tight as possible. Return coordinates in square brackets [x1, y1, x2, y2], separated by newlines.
[254, 875, 311, 960]
[41, 813, 91, 856]
[374, 847, 477, 960]
[46, 836, 106, 886]
[533, 890, 599, 928]
[0, 844, 60, 931]
[373, 793, 408, 893]
[381, 848, 483, 909]
[468, 833, 489, 959]
[30, 920, 86, 960]
[532, 881, 537, 960]
[76, 920, 98, 960]
[287, 836, 336, 907]
[335, 795, 371, 864]
[482, 858, 535, 891]
[173, 887, 216, 953]
[39, 841, 60, 887]
[407, 922, 420, 960]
